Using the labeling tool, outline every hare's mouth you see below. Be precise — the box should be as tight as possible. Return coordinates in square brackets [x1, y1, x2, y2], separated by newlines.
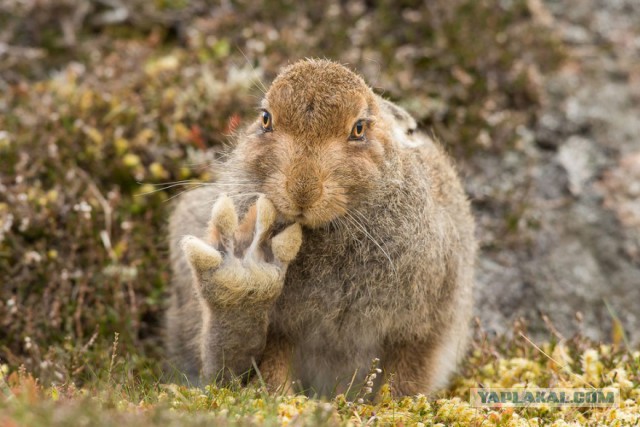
[297, 212, 323, 228]
[268, 192, 347, 229]
[293, 208, 344, 229]
[282, 209, 315, 226]
[275, 206, 324, 229]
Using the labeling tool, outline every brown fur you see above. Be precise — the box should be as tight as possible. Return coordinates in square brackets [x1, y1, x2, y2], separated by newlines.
[254, 331, 295, 394]
[165, 59, 476, 397]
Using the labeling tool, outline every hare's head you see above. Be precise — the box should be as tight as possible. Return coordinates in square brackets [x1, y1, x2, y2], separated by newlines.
[238, 59, 397, 228]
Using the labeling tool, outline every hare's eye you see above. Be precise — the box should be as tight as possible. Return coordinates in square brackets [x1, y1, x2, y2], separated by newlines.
[261, 111, 273, 132]
[349, 120, 365, 141]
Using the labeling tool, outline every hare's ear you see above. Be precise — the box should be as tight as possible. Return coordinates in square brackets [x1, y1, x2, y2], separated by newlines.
[375, 95, 417, 136]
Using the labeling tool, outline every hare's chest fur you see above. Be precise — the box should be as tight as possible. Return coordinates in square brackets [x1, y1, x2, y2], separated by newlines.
[274, 264, 389, 393]
[273, 221, 410, 334]
[270, 221, 426, 392]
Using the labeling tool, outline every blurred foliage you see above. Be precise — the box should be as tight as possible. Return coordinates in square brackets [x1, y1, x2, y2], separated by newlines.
[1, 0, 562, 384]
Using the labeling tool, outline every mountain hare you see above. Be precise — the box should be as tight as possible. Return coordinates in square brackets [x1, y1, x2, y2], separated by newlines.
[166, 59, 476, 397]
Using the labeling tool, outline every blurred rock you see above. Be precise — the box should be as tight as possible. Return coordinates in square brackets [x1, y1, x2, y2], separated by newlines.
[555, 136, 600, 195]
[473, 0, 640, 344]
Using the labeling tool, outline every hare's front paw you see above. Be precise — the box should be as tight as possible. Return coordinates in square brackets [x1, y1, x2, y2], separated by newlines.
[181, 194, 302, 308]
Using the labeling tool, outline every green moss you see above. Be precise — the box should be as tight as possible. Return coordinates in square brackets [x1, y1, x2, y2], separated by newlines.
[1, 336, 639, 425]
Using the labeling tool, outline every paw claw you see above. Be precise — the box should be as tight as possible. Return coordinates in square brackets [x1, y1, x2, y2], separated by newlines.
[271, 223, 303, 263]
[181, 235, 223, 271]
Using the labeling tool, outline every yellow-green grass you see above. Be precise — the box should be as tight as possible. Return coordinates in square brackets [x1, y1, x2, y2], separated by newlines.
[2, 332, 639, 426]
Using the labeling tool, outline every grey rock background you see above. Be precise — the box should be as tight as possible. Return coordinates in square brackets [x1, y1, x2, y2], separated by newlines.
[472, 0, 640, 343]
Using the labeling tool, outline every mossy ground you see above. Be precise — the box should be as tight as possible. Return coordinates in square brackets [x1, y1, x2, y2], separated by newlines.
[2, 333, 639, 426]
[0, 0, 637, 425]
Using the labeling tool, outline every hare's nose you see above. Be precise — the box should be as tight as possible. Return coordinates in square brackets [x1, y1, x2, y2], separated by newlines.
[286, 175, 323, 209]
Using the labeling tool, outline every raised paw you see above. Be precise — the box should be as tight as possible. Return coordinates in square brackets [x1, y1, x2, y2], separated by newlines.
[181, 194, 302, 308]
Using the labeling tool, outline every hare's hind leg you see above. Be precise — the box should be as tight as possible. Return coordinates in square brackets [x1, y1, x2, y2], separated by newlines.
[383, 330, 467, 396]
[254, 332, 296, 394]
